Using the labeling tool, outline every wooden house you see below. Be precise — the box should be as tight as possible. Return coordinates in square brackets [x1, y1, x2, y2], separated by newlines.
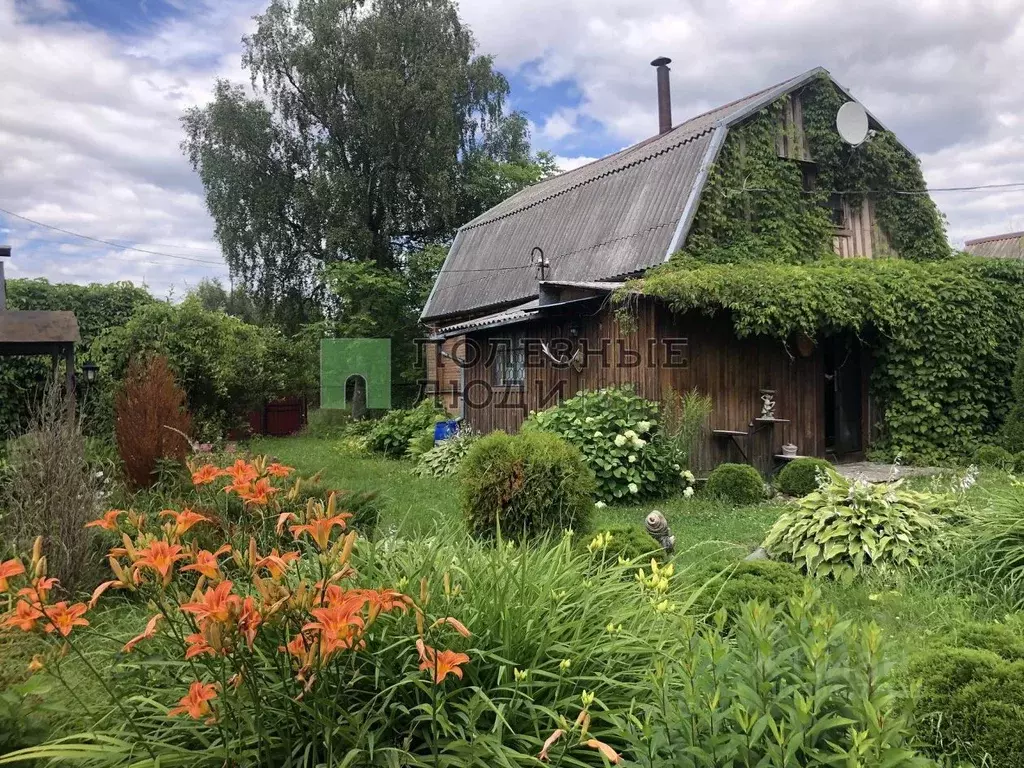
[420, 65, 930, 473]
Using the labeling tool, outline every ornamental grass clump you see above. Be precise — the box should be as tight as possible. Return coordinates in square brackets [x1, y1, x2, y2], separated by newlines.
[524, 385, 682, 502]
[763, 467, 945, 582]
[460, 430, 595, 541]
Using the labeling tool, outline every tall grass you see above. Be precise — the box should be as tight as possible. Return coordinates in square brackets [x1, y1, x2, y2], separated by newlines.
[660, 387, 712, 471]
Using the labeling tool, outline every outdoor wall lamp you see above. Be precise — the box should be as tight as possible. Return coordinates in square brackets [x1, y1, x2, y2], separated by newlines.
[82, 360, 99, 384]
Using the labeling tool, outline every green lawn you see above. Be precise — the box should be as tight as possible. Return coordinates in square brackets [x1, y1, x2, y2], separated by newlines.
[253, 435, 781, 557]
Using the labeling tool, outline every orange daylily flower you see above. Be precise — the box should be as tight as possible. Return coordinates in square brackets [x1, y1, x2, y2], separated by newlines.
[429, 616, 471, 637]
[160, 508, 211, 536]
[90, 556, 138, 607]
[416, 639, 469, 684]
[184, 632, 217, 659]
[135, 540, 187, 585]
[290, 513, 352, 550]
[255, 548, 299, 580]
[226, 460, 259, 484]
[123, 614, 163, 652]
[181, 545, 232, 580]
[583, 739, 622, 764]
[84, 510, 123, 532]
[168, 681, 218, 720]
[191, 464, 223, 486]
[539, 729, 566, 762]
[275, 512, 296, 536]
[181, 581, 238, 626]
[282, 632, 309, 660]
[237, 597, 262, 648]
[28, 655, 44, 673]
[223, 479, 253, 497]
[3, 599, 43, 631]
[239, 477, 279, 506]
[43, 602, 89, 637]
[265, 462, 294, 478]
[0, 558, 25, 593]
[18, 576, 59, 605]
[303, 604, 365, 654]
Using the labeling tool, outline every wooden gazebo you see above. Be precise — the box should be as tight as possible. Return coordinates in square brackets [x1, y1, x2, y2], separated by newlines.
[0, 248, 81, 390]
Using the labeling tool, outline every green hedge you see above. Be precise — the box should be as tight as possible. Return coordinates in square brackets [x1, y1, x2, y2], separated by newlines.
[776, 457, 833, 496]
[705, 463, 764, 504]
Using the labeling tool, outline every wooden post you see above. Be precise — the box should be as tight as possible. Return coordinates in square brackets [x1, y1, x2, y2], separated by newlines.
[64, 343, 75, 394]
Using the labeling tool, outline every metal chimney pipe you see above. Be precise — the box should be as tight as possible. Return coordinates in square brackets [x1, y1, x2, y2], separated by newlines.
[0, 246, 9, 311]
[651, 57, 672, 134]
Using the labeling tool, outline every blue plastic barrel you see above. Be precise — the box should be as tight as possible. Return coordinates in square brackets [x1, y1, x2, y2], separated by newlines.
[434, 420, 459, 442]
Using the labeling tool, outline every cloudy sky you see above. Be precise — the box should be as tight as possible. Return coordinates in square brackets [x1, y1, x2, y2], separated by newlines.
[3, 0, 1024, 296]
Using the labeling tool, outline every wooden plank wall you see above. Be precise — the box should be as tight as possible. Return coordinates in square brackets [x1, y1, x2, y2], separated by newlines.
[833, 196, 895, 258]
[458, 299, 826, 473]
[424, 335, 464, 415]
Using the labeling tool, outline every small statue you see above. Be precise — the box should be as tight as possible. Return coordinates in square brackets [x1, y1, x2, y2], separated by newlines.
[760, 389, 776, 420]
[645, 510, 675, 554]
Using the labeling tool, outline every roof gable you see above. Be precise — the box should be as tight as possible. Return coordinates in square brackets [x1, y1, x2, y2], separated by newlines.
[422, 67, 890, 323]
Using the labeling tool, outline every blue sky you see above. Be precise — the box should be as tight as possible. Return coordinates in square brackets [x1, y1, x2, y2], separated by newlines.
[3, 0, 1024, 297]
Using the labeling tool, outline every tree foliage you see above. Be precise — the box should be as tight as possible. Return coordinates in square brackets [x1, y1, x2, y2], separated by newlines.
[637, 257, 1024, 463]
[0, 280, 153, 437]
[181, 0, 553, 326]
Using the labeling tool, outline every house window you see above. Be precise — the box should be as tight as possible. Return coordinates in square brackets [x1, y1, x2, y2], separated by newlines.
[493, 332, 525, 387]
[828, 193, 847, 228]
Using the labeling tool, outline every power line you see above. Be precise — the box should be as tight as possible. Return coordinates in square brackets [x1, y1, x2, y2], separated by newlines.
[0, 206, 227, 266]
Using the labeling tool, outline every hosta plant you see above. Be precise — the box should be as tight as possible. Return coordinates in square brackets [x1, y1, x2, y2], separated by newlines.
[412, 430, 479, 478]
[763, 467, 945, 582]
[523, 385, 682, 502]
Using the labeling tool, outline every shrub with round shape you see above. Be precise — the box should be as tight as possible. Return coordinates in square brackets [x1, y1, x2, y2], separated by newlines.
[705, 463, 765, 505]
[911, 646, 1024, 767]
[685, 559, 806, 623]
[585, 525, 665, 569]
[461, 430, 596, 542]
[775, 457, 833, 497]
[976, 444, 1015, 471]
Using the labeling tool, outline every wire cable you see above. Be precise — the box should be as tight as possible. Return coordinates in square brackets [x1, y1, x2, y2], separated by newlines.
[0, 206, 226, 265]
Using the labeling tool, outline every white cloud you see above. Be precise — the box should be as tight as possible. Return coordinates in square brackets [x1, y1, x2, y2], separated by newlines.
[4, 0, 1024, 299]
[461, 0, 1024, 244]
[554, 155, 599, 172]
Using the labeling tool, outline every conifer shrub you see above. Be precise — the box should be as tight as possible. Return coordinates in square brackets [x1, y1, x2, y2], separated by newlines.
[704, 463, 765, 504]
[775, 457, 833, 497]
[684, 559, 807, 622]
[911, 646, 1024, 767]
[460, 430, 596, 542]
[114, 355, 192, 489]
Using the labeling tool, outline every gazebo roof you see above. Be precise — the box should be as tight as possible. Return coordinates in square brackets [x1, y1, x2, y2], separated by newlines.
[0, 311, 81, 344]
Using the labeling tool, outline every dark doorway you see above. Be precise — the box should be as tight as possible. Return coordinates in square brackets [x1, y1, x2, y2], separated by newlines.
[824, 334, 862, 456]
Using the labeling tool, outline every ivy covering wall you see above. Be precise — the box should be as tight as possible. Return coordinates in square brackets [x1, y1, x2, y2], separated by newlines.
[638, 257, 1024, 464]
[682, 74, 950, 264]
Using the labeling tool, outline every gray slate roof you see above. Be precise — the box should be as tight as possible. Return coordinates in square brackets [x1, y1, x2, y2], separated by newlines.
[423, 66, 883, 323]
[965, 232, 1024, 259]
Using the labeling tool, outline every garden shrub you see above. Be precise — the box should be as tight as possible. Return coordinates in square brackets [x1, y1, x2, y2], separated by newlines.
[114, 355, 193, 489]
[364, 400, 445, 456]
[460, 430, 596, 542]
[523, 385, 678, 502]
[775, 457, 833, 496]
[1002, 340, 1024, 452]
[404, 427, 436, 459]
[704, 463, 764, 504]
[952, 621, 1024, 662]
[910, 646, 1024, 767]
[92, 297, 291, 436]
[585, 525, 664, 568]
[975, 443, 1014, 470]
[763, 467, 944, 581]
[1015, 451, 1024, 474]
[684, 559, 806, 621]
[413, 430, 479, 478]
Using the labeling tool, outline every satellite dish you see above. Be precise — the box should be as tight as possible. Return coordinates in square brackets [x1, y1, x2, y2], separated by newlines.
[836, 101, 869, 146]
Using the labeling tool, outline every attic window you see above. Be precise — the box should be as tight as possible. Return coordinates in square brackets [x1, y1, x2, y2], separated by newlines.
[828, 193, 846, 228]
[493, 332, 526, 387]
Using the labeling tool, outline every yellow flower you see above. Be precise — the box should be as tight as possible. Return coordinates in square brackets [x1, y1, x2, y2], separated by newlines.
[558, 658, 572, 672]
[513, 667, 529, 682]
[581, 690, 595, 707]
